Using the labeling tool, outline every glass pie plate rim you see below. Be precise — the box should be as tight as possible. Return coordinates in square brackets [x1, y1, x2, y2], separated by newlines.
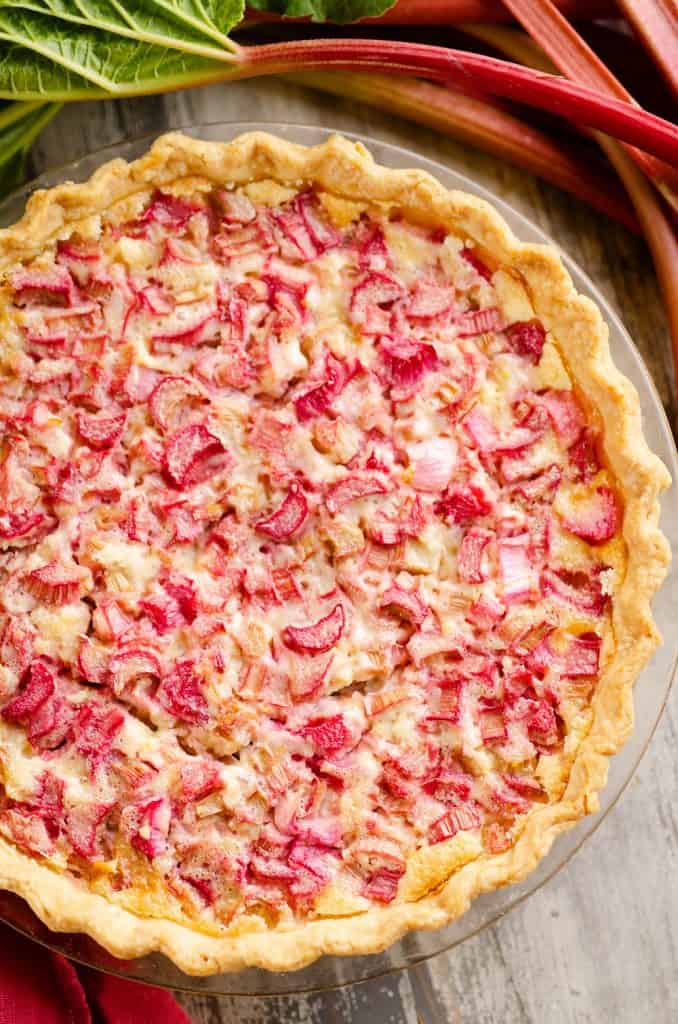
[0, 120, 675, 998]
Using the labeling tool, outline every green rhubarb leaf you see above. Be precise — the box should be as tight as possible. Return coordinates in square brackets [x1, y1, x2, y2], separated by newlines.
[0, 0, 243, 56]
[247, 0, 395, 25]
[0, 100, 61, 195]
[0, 12, 235, 98]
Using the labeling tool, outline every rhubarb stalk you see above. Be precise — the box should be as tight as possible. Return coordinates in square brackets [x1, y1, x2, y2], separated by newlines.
[291, 70, 639, 231]
[244, 0, 616, 26]
[468, 22, 678, 409]
[237, 40, 678, 165]
[615, 0, 678, 102]
[497, 0, 678, 207]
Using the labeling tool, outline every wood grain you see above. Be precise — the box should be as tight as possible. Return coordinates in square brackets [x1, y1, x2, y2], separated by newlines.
[26, 78, 678, 1024]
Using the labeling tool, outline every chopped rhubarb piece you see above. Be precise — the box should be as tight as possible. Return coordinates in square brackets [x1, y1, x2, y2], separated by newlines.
[498, 535, 535, 602]
[152, 313, 218, 349]
[157, 659, 209, 725]
[430, 804, 482, 844]
[25, 560, 84, 606]
[215, 189, 256, 224]
[162, 571, 198, 623]
[406, 281, 456, 320]
[129, 796, 171, 859]
[77, 637, 109, 685]
[542, 568, 607, 617]
[270, 194, 337, 262]
[502, 774, 546, 802]
[350, 271, 403, 333]
[76, 408, 126, 449]
[73, 703, 124, 777]
[251, 853, 297, 882]
[463, 405, 499, 450]
[559, 485, 619, 544]
[0, 510, 47, 543]
[283, 604, 345, 656]
[569, 430, 600, 481]
[505, 320, 546, 363]
[541, 389, 585, 447]
[378, 336, 438, 401]
[164, 423, 230, 489]
[0, 618, 34, 677]
[527, 701, 560, 747]
[379, 583, 428, 626]
[325, 472, 390, 514]
[139, 190, 201, 229]
[435, 482, 493, 523]
[181, 760, 222, 801]
[560, 632, 601, 677]
[363, 869, 403, 903]
[139, 593, 183, 634]
[249, 410, 292, 453]
[255, 484, 309, 541]
[288, 841, 335, 880]
[479, 707, 507, 744]
[66, 802, 113, 859]
[11, 266, 76, 306]
[466, 593, 506, 630]
[288, 655, 333, 701]
[458, 307, 502, 337]
[458, 527, 493, 584]
[303, 716, 356, 757]
[409, 437, 457, 492]
[407, 630, 465, 665]
[149, 375, 204, 432]
[510, 464, 562, 502]
[294, 353, 349, 421]
[108, 646, 161, 695]
[460, 247, 492, 280]
[295, 192, 341, 252]
[483, 822, 513, 854]
[1, 661, 55, 722]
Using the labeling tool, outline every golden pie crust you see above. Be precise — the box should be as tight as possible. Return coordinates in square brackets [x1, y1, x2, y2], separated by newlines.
[0, 131, 669, 974]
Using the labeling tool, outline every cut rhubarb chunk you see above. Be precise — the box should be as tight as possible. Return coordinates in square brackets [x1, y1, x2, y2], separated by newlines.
[505, 320, 546, 363]
[157, 659, 209, 725]
[378, 336, 438, 401]
[255, 484, 309, 541]
[409, 437, 457, 492]
[558, 485, 619, 544]
[76, 408, 126, 449]
[283, 604, 345, 655]
[25, 560, 84, 606]
[164, 423, 230, 489]
[325, 473, 390, 514]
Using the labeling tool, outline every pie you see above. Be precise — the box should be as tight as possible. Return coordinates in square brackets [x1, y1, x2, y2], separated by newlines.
[0, 131, 669, 974]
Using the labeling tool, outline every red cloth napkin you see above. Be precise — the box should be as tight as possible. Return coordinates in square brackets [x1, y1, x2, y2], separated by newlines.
[0, 923, 192, 1024]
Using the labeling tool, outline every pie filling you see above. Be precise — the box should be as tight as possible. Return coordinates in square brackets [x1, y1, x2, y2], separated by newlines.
[0, 178, 623, 930]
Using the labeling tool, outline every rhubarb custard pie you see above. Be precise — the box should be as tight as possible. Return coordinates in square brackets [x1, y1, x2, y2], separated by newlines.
[0, 132, 669, 974]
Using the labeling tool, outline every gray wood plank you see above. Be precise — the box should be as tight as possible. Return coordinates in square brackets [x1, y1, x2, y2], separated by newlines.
[25, 78, 677, 1024]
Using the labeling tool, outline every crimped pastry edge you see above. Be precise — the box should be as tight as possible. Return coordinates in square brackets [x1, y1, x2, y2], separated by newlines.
[0, 131, 670, 975]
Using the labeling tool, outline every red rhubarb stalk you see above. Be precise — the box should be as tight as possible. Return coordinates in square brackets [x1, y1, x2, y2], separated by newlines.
[237, 40, 678, 166]
[497, 0, 678, 207]
[291, 71, 638, 232]
[615, 0, 678, 102]
[469, 22, 678, 409]
[244, 0, 615, 26]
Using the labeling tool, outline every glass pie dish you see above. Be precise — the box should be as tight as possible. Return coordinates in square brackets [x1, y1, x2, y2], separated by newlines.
[0, 121, 675, 997]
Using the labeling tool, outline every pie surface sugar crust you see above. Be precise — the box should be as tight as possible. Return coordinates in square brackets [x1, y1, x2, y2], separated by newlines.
[0, 132, 669, 974]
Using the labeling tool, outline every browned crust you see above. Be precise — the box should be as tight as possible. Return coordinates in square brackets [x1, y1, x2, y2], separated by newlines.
[0, 131, 670, 974]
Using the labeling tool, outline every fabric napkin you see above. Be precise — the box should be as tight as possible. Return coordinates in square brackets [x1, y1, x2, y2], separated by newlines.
[0, 923, 192, 1024]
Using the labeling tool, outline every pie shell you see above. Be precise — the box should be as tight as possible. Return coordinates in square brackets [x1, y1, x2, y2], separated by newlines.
[0, 131, 670, 975]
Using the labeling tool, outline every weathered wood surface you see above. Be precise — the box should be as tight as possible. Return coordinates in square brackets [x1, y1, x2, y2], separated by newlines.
[28, 78, 678, 1024]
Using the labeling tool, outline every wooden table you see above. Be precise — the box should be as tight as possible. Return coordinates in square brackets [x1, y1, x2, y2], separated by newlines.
[28, 78, 678, 1024]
